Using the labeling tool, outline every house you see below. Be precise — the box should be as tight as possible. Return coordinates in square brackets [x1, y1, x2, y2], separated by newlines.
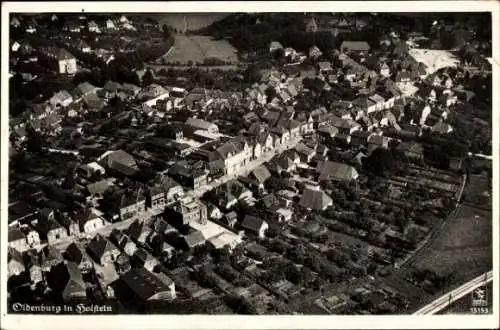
[47, 262, 87, 302]
[88, 20, 101, 33]
[102, 81, 122, 98]
[8, 247, 25, 278]
[222, 211, 238, 228]
[368, 134, 390, 149]
[330, 116, 361, 135]
[380, 62, 391, 77]
[50, 90, 73, 108]
[316, 161, 359, 182]
[149, 186, 165, 210]
[158, 176, 184, 204]
[107, 190, 146, 222]
[213, 180, 254, 209]
[340, 41, 370, 54]
[352, 95, 377, 114]
[269, 154, 296, 174]
[207, 203, 223, 220]
[111, 230, 138, 256]
[269, 41, 284, 53]
[133, 248, 160, 272]
[298, 186, 333, 211]
[295, 143, 317, 163]
[39, 47, 77, 74]
[318, 61, 333, 75]
[395, 69, 412, 84]
[38, 219, 68, 245]
[350, 130, 372, 146]
[73, 82, 99, 98]
[106, 19, 118, 30]
[87, 234, 121, 265]
[167, 195, 207, 227]
[211, 139, 252, 177]
[369, 94, 386, 111]
[8, 228, 28, 252]
[73, 208, 106, 234]
[113, 267, 176, 312]
[20, 225, 41, 249]
[182, 230, 206, 249]
[40, 245, 65, 272]
[185, 117, 219, 134]
[65, 243, 94, 273]
[98, 149, 139, 176]
[168, 164, 207, 190]
[241, 215, 269, 239]
[57, 213, 80, 237]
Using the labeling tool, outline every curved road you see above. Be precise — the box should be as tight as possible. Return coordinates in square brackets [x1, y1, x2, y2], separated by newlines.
[413, 270, 493, 314]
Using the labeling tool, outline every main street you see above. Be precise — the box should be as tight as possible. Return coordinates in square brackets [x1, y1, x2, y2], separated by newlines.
[190, 137, 302, 198]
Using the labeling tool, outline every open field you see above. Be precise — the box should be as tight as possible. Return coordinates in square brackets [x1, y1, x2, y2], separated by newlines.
[409, 48, 459, 77]
[410, 173, 492, 282]
[158, 35, 239, 65]
[156, 13, 230, 32]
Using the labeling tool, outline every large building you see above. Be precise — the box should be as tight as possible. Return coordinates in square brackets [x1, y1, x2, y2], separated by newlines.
[39, 47, 77, 74]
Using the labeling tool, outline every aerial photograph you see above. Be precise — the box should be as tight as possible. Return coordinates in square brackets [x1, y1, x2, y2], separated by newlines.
[6, 10, 493, 316]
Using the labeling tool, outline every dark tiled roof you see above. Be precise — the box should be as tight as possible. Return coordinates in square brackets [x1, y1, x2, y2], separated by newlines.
[118, 267, 171, 301]
[298, 187, 333, 211]
[87, 234, 118, 260]
[241, 215, 266, 233]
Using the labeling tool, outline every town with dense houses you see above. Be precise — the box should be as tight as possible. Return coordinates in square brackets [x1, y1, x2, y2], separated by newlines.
[7, 12, 492, 315]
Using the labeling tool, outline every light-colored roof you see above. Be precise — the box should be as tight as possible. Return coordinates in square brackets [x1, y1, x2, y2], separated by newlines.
[316, 161, 359, 181]
[298, 187, 333, 211]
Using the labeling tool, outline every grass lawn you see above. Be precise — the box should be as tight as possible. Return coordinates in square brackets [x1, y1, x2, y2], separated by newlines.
[411, 173, 492, 283]
[159, 35, 239, 65]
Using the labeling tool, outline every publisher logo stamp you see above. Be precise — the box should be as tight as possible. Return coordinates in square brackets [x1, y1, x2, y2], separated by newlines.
[470, 286, 489, 314]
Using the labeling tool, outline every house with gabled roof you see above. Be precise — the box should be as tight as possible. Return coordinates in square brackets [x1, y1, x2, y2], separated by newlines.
[182, 230, 206, 250]
[50, 90, 73, 108]
[47, 261, 87, 302]
[38, 218, 68, 245]
[40, 245, 64, 272]
[316, 160, 359, 182]
[65, 243, 94, 273]
[8, 227, 28, 252]
[241, 215, 268, 239]
[87, 234, 121, 265]
[269, 41, 284, 53]
[39, 47, 77, 74]
[133, 248, 160, 272]
[98, 149, 139, 177]
[340, 41, 370, 54]
[114, 267, 176, 311]
[73, 207, 105, 234]
[299, 185, 333, 211]
[8, 247, 25, 278]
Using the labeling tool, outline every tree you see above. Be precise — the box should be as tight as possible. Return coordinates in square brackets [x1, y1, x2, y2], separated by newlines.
[243, 64, 262, 83]
[142, 70, 154, 87]
[26, 127, 46, 154]
[363, 148, 396, 177]
[162, 24, 173, 39]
